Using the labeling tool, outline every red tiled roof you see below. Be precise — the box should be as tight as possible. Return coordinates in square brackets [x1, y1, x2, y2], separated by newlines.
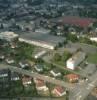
[35, 79, 45, 87]
[54, 86, 65, 94]
[66, 74, 79, 80]
[60, 16, 96, 28]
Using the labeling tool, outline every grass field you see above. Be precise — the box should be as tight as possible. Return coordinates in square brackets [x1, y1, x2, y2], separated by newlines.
[87, 53, 97, 64]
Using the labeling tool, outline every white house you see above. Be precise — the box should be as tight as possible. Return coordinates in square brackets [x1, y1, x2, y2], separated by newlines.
[19, 61, 29, 69]
[90, 37, 97, 42]
[6, 58, 15, 64]
[34, 64, 43, 72]
[50, 69, 61, 77]
[66, 52, 86, 70]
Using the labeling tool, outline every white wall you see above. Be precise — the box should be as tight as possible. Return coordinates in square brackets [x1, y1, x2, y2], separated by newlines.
[66, 60, 75, 70]
[19, 38, 55, 50]
[90, 37, 97, 42]
[66, 52, 86, 70]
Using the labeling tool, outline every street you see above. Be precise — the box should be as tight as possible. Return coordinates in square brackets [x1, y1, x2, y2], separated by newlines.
[69, 70, 97, 100]
[0, 63, 73, 89]
[1, 63, 97, 100]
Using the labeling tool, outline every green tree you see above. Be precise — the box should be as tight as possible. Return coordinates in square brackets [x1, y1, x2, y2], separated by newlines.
[67, 33, 78, 42]
[93, 21, 97, 27]
[15, 42, 35, 61]
[53, 53, 61, 61]
[62, 51, 72, 61]
[79, 37, 92, 44]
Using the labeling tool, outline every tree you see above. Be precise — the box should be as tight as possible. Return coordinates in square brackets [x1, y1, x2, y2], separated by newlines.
[58, 42, 63, 47]
[53, 53, 61, 61]
[79, 37, 92, 44]
[0, 23, 4, 29]
[93, 21, 97, 27]
[62, 51, 71, 61]
[67, 33, 78, 42]
[35, 58, 44, 64]
[15, 42, 35, 61]
[63, 39, 67, 45]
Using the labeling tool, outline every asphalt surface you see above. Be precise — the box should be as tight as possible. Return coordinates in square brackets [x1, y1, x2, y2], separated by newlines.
[0, 65, 8, 70]
[67, 43, 97, 54]
[69, 71, 97, 100]
[80, 64, 96, 77]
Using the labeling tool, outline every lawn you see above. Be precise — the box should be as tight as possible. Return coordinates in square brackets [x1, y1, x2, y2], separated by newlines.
[87, 53, 97, 64]
[56, 61, 66, 66]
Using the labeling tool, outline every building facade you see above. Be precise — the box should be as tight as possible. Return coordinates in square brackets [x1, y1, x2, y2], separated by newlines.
[66, 52, 86, 70]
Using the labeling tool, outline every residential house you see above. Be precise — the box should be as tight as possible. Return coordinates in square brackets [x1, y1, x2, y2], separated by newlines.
[5, 58, 15, 64]
[11, 72, 20, 81]
[19, 61, 29, 69]
[34, 78, 48, 91]
[0, 31, 18, 42]
[34, 64, 44, 72]
[0, 69, 8, 78]
[10, 42, 18, 49]
[66, 52, 86, 70]
[66, 74, 79, 83]
[22, 76, 32, 86]
[50, 69, 61, 77]
[52, 86, 66, 97]
[0, 54, 5, 60]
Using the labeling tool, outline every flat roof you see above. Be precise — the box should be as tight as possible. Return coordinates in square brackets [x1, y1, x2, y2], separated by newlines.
[19, 32, 65, 46]
[69, 51, 85, 62]
[0, 31, 18, 40]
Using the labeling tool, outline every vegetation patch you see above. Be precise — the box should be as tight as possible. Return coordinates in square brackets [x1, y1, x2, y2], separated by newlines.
[87, 53, 97, 64]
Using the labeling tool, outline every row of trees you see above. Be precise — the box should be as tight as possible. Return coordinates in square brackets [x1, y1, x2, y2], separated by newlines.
[67, 33, 97, 47]
[53, 51, 72, 62]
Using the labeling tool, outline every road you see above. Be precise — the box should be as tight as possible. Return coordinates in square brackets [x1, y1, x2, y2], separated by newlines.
[69, 71, 97, 100]
[80, 64, 96, 77]
[67, 42, 97, 54]
[0, 63, 73, 89]
[0, 65, 8, 70]
[1, 63, 97, 100]
[43, 57, 97, 100]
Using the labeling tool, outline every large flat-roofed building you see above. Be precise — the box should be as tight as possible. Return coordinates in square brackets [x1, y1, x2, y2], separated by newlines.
[19, 32, 65, 50]
[0, 31, 18, 42]
[66, 52, 86, 70]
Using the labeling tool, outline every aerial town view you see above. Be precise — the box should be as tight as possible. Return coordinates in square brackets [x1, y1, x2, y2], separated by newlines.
[0, 0, 97, 100]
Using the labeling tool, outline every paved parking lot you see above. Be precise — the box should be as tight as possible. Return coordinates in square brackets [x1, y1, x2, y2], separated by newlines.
[67, 42, 97, 54]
